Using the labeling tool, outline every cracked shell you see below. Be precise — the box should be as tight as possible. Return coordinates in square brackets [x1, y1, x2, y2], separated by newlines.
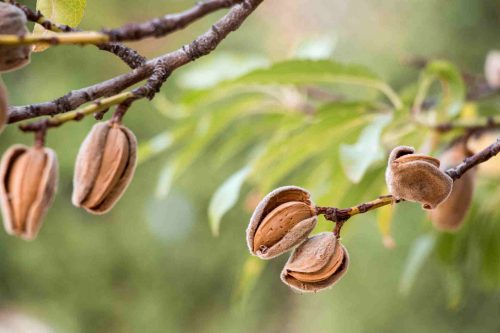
[246, 186, 317, 259]
[385, 146, 453, 209]
[281, 232, 349, 293]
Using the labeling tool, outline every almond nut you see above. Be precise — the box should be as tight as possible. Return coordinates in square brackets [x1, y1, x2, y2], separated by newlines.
[72, 121, 137, 214]
[0, 145, 58, 240]
[430, 143, 476, 232]
[281, 232, 349, 293]
[385, 146, 453, 209]
[246, 186, 317, 259]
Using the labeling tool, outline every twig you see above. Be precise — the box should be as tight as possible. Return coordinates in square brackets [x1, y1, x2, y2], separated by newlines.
[6, 0, 146, 69]
[18, 92, 134, 131]
[316, 138, 500, 232]
[445, 137, 500, 180]
[0, 0, 244, 45]
[7, 0, 264, 124]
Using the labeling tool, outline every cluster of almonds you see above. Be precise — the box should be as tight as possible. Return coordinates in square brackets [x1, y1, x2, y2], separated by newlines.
[0, 121, 138, 240]
[0, 4, 138, 240]
[246, 186, 349, 293]
[247, 143, 495, 293]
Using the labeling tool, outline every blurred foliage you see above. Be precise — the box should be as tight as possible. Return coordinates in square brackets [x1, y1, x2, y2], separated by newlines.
[0, 0, 499, 332]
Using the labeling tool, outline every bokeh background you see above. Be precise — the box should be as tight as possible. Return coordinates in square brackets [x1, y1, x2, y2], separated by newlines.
[1, 0, 500, 332]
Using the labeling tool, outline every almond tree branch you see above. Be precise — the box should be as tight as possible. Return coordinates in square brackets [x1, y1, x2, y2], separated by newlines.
[316, 138, 500, 224]
[0, 0, 244, 46]
[5, 0, 146, 69]
[8, 0, 264, 124]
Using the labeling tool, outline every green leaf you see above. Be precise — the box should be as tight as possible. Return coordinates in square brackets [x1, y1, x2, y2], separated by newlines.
[208, 166, 251, 237]
[376, 189, 396, 249]
[414, 60, 465, 118]
[168, 94, 272, 184]
[232, 256, 265, 308]
[137, 132, 173, 165]
[250, 102, 370, 192]
[399, 234, 436, 295]
[293, 36, 337, 60]
[155, 161, 174, 198]
[34, 0, 87, 52]
[443, 268, 464, 310]
[339, 114, 392, 183]
[177, 52, 269, 90]
[229, 60, 402, 109]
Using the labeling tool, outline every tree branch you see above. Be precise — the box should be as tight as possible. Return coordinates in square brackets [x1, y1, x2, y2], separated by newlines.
[0, 0, 244, 46]
[316, 138, 500, 226]
[7, 0, 264, 124]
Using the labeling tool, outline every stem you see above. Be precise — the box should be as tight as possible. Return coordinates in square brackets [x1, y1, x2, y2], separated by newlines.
[317, 138, 500, 227]
[0, 32, 109, 45]
[0, 0, 244, 46]
[19, 92, 134, 131]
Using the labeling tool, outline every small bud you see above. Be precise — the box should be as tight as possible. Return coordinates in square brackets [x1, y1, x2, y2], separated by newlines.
[281, 232, 349, 293]
[72, 121, 137, 214]
[0, 80, 7, 134]
[429, 144, 476, 232]
[0, 145, 58, 240]
[485, 51, 500, 89]
[0, 3, 31, 73]
[246, 186, 317, 259]
[385, 146, 453, 209]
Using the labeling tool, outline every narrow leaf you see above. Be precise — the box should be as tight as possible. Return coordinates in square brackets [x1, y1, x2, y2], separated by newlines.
[208, 166, 251, 236]
[376, 200, 396, 249]
[229, 60, 402, 109]
[155, 162, 175, 199]
[414, 60, 465, 118]
[444, 268, 464, 310]
[137, 132, 173, 165]
[399, 234, 436, 295]
[339, 114, 392, 183]
[232, 256, 265, 308]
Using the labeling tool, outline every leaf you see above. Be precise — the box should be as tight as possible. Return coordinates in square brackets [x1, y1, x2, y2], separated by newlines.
[137, 132, 173, 165]
[177, 52, 269, 90]
[155, 162, 175, 199]
[168, 94, 270, 184]
[399, 234, 436, 295]
[339, 114, 392, 183]
[229, 60, 402, 109]
[376, 198, 396, 249]
[232, 256, 265, 308]
[208, 166, 251, 237]
[293, 36, 337, 60]
[33, 0, 87, 52]
[250, 102, 370, 192]
[414, 60, 465, 118]
[443, 268, 464, 310]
